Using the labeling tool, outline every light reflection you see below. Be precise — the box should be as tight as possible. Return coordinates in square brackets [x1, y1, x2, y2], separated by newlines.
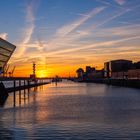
[1, 81, 140, 139]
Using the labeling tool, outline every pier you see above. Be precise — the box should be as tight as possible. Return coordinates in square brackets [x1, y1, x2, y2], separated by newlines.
[0, 77, 51, 107]
[0, 77, 51, 93]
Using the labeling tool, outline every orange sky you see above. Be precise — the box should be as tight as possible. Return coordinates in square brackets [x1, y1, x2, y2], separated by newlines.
[1, 0, 140, 77]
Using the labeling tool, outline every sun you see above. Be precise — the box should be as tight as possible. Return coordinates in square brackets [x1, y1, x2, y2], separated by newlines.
[36, 70, 47, 78]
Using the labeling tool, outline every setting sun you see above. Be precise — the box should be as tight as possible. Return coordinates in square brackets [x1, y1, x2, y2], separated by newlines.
[36, 70, 47, 78]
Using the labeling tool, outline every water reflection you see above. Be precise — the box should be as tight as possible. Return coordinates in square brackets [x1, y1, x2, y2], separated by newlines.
[0, 81, 140, 139]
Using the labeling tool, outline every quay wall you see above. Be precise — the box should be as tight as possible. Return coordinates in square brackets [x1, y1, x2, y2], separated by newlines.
[77, 78, 140, 89]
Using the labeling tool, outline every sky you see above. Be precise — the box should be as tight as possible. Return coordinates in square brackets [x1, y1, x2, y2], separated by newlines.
[0, 0, 140, 77]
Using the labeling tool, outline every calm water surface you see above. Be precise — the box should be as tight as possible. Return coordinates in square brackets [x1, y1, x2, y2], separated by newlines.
[0, 80, 140, 139]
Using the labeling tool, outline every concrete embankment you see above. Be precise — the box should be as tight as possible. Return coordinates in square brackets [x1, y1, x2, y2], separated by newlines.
[77, 79, 140, 89]
[104, 79, 140, 89]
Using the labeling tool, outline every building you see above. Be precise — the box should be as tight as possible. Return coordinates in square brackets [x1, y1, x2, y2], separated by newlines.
[104, 59, 132, 78]
[86, 66, 95, 74]
[128, 69, 140, 79]
[104, 62, 109, 78]
[133, 61, 140, 69]
[76, 68, 84, 79]
[0, 38, 16, 74]
[93, 69, 104, 78]
[109, 59, 132, 72]
[85, 66, 96, 79]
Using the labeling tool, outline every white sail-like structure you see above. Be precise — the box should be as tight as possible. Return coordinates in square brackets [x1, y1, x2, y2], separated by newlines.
[0, 38, 16, 74]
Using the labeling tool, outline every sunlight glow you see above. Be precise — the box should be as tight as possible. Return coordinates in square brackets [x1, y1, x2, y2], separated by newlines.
[36, 70, 48, 78]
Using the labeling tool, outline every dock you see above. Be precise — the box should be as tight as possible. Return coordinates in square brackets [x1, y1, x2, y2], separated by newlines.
[0, 77, 51, 107]
[0, 77, 51, 93]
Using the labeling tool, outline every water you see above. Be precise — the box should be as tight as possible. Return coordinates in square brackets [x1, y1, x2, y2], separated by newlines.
[0, 80, 140, 139]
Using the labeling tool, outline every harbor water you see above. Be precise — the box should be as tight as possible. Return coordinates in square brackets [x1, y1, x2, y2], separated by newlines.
[0, 80, 140, 139]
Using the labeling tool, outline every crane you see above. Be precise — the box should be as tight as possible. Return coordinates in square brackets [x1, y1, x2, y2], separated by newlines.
[5, 65, 10, 77]
[3, 64, 10, 77]
[9, 66, 16, 77]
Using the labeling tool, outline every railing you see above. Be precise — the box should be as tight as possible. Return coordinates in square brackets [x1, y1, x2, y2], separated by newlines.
[0, 78, 52, 107]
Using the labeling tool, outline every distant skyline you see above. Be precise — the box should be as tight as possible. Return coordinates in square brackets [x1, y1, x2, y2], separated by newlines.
[0, 0, 140, 77]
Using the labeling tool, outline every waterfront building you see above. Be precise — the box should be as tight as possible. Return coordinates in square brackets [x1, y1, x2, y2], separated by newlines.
[104, 59, 132, 78]
[93, 69, 104, 78]
[85, 66, 96, 80]
[127, 69, 140, 79]
[0, 38, 16, 74]
[76, 68, 84, 79]
[133, 61, 140, 69]
[86, 66, 95, 74]
[76, 66, 104, 80]
[104, 62, 110, 78]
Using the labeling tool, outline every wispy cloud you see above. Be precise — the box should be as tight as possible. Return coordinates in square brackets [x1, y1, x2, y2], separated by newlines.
[44, 6, 132, 55]
[46, 35, 140, 55]
[114, 0, 126, 5]
[91, 24, 140, 38]
[42, 7, 105, 52]
[90, 8, 130, 31]
[56, 6, 106, 37]
[14, 2, 35, 57]
[96, 0, 111, 6]
[0, 33, 8, 40]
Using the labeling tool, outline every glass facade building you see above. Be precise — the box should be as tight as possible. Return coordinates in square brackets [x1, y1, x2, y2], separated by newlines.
[0, 38, 16, 73]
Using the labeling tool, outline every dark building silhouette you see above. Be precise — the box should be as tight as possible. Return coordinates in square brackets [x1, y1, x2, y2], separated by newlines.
[104, 62, 110, 78]
[76, 68, 84, 79]
[104, 59, 140, 79]
[104, 59, 132, 78]
[86, 66, 95, 74]
[133, 61, 140, 69]
[76, 66, 104, 80]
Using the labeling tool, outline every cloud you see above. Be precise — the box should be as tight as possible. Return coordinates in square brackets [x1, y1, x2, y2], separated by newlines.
[96, 0, 111, 6]
[0, 33, 8, 40]
[89, 8, 130, 31]
[14, 2, 35, 57]
[56, 6, 106, 37]
[91, 24, 140, 38]
[46, 35, 140, 56]
[42, 6, 106, 53]
[114, 0, 126, 5]
[44, 6, 132, 55]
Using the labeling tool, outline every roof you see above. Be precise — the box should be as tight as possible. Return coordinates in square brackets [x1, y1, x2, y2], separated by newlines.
[110, 59, 132, 63]
[0, 38, 16, 70]
[76, 68, 84, 73]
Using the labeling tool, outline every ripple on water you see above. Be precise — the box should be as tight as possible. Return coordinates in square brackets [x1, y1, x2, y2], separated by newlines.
[0, 81, 140, 139]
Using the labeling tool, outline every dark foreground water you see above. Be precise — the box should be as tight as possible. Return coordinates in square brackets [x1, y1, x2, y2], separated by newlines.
[0, 80, 140, 140]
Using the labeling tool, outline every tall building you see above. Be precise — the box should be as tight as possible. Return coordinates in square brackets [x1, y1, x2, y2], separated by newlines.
[0, 38, 16, 74]
[86, 66, 95, 74]
[104, 59, 132, 78]
[76, 68, 84, 79]
[104, 62, 109, 78]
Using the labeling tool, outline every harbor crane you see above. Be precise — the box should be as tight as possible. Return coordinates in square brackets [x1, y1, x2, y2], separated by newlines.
[9, 66, 16, 77]
[4, 65, 10, 77]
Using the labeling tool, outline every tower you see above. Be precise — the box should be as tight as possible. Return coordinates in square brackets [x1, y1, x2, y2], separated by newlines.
[33, 62, 36, 77]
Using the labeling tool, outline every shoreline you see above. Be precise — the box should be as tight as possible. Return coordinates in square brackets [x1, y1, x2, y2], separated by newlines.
[75, 78, 140, 89]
